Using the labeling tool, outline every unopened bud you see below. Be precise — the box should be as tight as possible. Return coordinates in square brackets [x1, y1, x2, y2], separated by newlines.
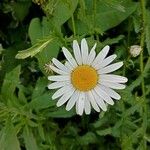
[130, 45, 142, 57]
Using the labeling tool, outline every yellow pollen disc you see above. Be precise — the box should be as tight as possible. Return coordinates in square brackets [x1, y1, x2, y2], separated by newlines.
[71, 65, 98, 91]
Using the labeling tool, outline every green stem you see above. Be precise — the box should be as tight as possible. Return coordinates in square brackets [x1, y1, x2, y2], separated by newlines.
[140, 0, 146, 97]
[140, 0, 147, 149]
[71, 14, 76, 37]
[93, 0, 97, 27]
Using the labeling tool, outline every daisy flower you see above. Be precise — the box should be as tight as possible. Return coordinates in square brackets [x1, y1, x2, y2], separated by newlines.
[47, 38, 128, 115]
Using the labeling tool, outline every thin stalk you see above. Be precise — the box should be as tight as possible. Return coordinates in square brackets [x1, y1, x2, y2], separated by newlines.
[140, 0, 146, 97]
[71, 14, 76, 37]
[140, 0, 147, 149]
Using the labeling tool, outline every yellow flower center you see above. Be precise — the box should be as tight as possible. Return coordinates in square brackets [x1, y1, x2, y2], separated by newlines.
[71, 65, 98, 91]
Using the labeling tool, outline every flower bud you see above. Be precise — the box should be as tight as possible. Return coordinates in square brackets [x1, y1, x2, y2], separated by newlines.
[130, 45, 142, 57]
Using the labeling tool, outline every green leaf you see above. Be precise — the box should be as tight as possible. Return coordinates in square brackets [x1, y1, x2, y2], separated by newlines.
[26, 77, 55, 110]
[78, 132, 97, 145]
[32, 77, 47, 99]
[145, 10, 150, 55]
[23, 126, 39, 150]
[1, 65, 21, 99]
[15, 38, 53, 59]
[28, 17, 51, 45]
[11, 1, 31, 21]
[45, 0, 78, 27]
[28, 17, 60, 71]
[75, 0, 138, 34]
[96, 128, 112, 136]
[27, 93, 55, 111]
[0, 119, 20, 150]
[47, 107, 75, 118]
[96, 0, 137, 32]
[128, 57, 150, 91]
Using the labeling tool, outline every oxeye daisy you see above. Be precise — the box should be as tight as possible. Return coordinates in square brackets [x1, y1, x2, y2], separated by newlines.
[47, 38, 128, 115]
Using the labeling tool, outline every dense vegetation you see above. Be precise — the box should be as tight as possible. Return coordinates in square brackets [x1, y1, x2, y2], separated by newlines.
[0, 0, 150, 149]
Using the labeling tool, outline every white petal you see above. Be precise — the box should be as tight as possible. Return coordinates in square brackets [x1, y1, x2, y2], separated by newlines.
[87, 91, 100, 112]
[92, 45, 110, 68]
[52, 58, 69, 72]
[81, 38, 89, 64]
[48, 81, 70, 89]
[62, 47, 77, 68]
[48, 75, 70, 81]
[84, 95, 91, 114]
[94, 85, 114, 105]
[99, 85, 121, 100]
[48, 65, 68, 75]
[100, 74, 128, 83]
[99, 81, 126, 89]
[98, 54, 117, 69]
[91, 90, 107, 111]
[56, 89, 75, 107]
[98, 62, 123, 74]
[73, 40, 82, 65]
[52, 84, 73, 100]
[66, 90, 80, 111]
[87, 43, 97, 65]
[65, 61, 74, 71]
[76, 92, 85, 115]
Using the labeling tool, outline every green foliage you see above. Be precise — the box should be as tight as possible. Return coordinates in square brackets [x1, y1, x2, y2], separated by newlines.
[0, 0, 150, 150]
[16, 38, 53, 59]
[145, 10, 150, 55]
[0, 119, 20, 150]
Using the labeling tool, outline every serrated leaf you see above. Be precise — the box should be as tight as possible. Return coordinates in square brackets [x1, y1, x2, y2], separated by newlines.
[32, 77, 47, 99]
[1, 65, 21, 99]
[0, 119, 20, 150]
[128, 57, 150, 91]
[15, 38, 53, 59]
[23, 126, 39, 150]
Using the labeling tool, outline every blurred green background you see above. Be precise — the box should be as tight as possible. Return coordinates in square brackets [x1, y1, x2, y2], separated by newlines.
[0, 0, 150, 150]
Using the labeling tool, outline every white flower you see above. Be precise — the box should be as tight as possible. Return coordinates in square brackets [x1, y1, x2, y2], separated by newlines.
[47, 39, 128, 115]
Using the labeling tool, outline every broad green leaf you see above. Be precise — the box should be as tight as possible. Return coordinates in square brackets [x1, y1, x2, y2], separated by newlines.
[15, 38, 53, 59]
[74, 0, 138, 34]
[28, 17, 60, 71]
[102, 0, 125, 12]
[1, 65, 21, 99]
[29, 17, 51, 45]
[46, 0, 78, 27]
[23, 126, 39, 150]
[96, 0, 137, 32]
[0, 119, 20, 150]
[145, 10, 150, 55]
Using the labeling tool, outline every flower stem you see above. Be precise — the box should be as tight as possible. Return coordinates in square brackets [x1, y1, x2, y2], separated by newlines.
[140, 0, 146, 97]
[140, 0, 147, 149]
[72, 14, 76, 37]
